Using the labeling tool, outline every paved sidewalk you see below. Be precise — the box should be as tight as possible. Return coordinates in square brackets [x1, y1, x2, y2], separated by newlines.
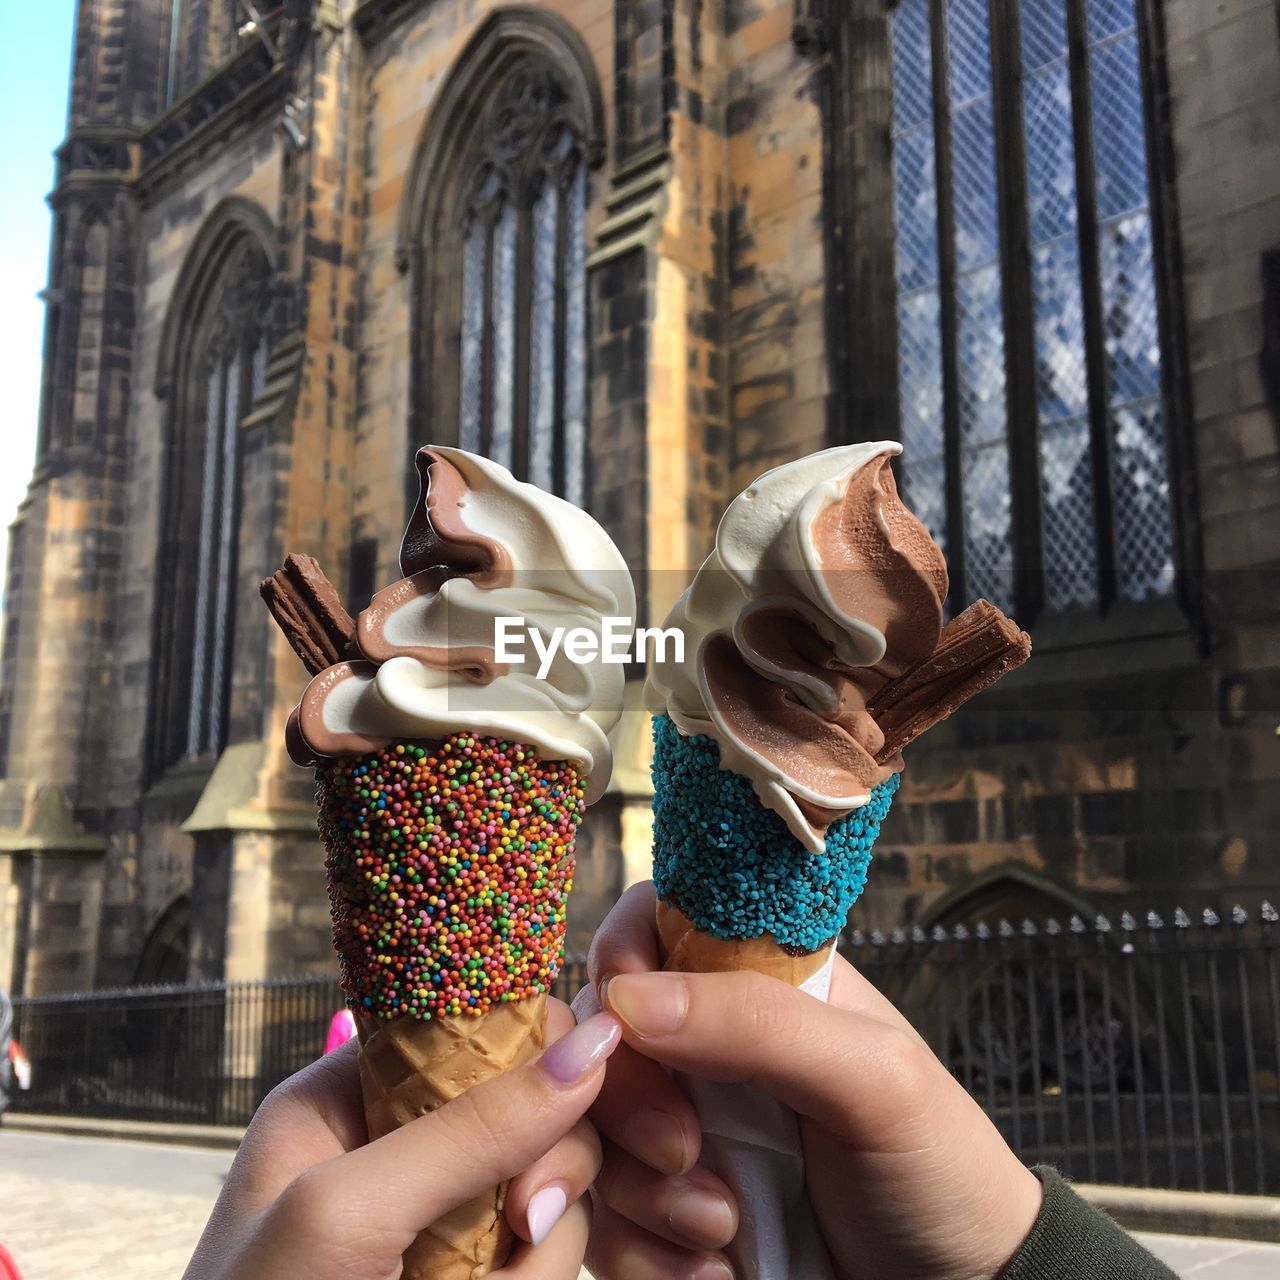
[3, 1130, 1280, 1278]
[1141, 1232, 1280, 1277]
[0, 1130, 231, 1279]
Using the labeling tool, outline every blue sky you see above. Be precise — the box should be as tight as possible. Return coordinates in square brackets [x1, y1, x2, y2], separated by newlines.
[0, 3, 76, 583]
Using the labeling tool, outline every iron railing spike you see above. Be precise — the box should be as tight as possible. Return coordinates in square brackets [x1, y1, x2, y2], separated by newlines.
[1147, 911, 1164, 929]
[1262, 901, 1279, 923]
[1232, 904, 1248, 925]
[932, 924, 948, 943]
[1174, 908, 1191, 928]
[1045, 917, 1061, 935]
[1021, 918, 1037, 936]
[891, 927, 906, 945]
[975, 920, 991, 939]
[1069, 914, 1086, 933]
[870, 930, 885, 946]
[953, 922, 970, 941]
[1120, 911, 1136, 930]
[1096, 913, 1112, 932]
[911, 925, 928, 944]
[1203, 907, 1220, 927]
[850, 929, 866, 946]
[998, 918, 1014, 937]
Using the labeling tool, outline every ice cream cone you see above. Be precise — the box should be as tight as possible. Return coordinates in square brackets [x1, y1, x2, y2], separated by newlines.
[315, 736, 580, 1278]
[264, 445, 634, 1280]
[656, 900, 831, 987]
[357, 995, 549, 1280]
[639, 445, 1031, 1280]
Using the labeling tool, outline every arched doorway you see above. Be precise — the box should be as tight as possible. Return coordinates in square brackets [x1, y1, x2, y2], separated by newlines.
[132, 895, 192, 987]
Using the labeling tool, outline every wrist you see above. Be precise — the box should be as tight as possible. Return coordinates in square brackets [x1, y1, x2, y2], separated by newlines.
[981, 1164, 1045, 1279]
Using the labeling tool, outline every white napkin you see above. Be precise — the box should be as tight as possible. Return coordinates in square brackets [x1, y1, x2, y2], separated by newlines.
[674, 953, 838, 1280]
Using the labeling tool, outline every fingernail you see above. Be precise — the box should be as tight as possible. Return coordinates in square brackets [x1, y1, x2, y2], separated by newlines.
[526, 1183, 568, 1246]
[668, 1188, 735, 1249]
[625, 1109, 692, 1176]
[683, 1258, 734, 1280]
[605, 973, 689, 1038]
[539, 1012, 621, 1085]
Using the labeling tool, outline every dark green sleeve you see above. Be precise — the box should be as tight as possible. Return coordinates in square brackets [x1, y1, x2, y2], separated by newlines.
[1001, 1167, 1178, 1280]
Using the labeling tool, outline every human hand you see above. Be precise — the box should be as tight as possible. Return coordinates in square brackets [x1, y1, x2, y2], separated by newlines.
[579, 883, 1043, 1280]
[184, 1001, 620, 1280]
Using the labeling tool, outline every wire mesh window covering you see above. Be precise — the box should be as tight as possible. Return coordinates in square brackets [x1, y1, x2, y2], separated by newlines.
[455, 68, 590, 499]
[158, 243, 271, 773]
[889, 0, 1176, 616]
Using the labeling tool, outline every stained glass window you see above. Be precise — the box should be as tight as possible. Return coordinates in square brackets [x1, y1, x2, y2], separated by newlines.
[889, 0, 1176, 617]
[453, 67, 590, 500]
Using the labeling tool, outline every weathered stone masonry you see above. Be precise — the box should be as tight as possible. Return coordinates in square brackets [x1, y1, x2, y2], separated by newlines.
[1, 0, 1277, 994]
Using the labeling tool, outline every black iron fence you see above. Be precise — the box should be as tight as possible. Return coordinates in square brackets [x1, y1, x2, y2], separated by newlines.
[9, 906, 1280, 1195]
[842, 903, 1280, 1195]
[9, 963, 587, 1128]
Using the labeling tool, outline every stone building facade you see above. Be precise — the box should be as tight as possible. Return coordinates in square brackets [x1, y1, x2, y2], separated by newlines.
[0, 0, 1277, 995]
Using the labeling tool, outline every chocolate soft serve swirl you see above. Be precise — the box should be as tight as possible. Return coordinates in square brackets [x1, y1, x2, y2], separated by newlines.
[288, 446, 635, 804]
[644, 441, 948, 852]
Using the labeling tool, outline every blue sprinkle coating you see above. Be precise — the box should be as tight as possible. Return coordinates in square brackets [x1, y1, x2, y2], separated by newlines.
[651, 714, 900, 952]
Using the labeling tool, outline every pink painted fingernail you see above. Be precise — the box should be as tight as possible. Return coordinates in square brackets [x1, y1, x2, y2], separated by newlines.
[538, 1012, 622, 1085]
[526, 1183, 568, 1246]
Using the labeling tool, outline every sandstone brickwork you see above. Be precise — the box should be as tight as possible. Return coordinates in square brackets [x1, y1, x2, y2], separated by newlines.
[1, 0, 1276, 993]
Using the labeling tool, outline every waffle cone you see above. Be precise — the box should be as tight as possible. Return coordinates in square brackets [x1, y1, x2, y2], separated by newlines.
[656, 900, 833, 987]
[356, 994, 549, 1280]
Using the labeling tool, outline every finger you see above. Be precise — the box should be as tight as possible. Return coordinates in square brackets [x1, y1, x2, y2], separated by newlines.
[505, 1117, 601, 1243]
[827, 952, 926, 1043]
[504, 997, 603, 1243]
[587, 880, 661, 990]
[605, 969, 939, 1150]
[585, 1197, 733, 1280]
[493, 1196, 591, 1279]
[258, 1013, 623, 1274]
[595, 1139, 736, 1251]
[570, 974, 602, 1025]
[217, 1039, 367, 1214]
[589, 1037, 701, 1175]
[575, 974, 703, 1177]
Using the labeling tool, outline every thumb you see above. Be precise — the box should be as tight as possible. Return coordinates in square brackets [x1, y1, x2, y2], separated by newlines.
[603, 971, 937, 1151]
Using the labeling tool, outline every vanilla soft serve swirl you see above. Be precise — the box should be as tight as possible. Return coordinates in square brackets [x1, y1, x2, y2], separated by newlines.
[288, 447, 635, 803]
[644, 442, 948, 851]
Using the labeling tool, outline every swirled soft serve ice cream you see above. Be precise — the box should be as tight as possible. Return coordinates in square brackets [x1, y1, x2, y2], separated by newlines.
[646, 440, 948, 854]
[288, 445, 631, 800]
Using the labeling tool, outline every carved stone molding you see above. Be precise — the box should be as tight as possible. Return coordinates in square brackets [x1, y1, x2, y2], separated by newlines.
[56, 130, 135, 184]
[139, 39, 284, 195]
[586, 144, 672, 270]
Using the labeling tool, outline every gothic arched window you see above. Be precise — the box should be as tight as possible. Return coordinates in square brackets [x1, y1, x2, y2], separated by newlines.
[457, 74, 589, 503]
[405, 13, 603, 508]
[889, 0, 1178, 617]
[152, 230, 271, 776]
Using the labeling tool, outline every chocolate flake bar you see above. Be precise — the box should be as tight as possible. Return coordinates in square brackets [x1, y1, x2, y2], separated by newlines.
[870, 599, 1031, 763]
[260, 553, 357, 675]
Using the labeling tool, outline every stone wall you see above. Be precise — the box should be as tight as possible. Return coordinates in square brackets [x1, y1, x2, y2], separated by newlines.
[1165, 0, 1280, 875]
[3, 0, 1278, 994]
[854, 0, 1280, 931]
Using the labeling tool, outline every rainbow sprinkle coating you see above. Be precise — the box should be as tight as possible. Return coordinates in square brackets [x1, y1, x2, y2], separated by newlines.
[651, 714, 899, 952]
[316, 735, 581, 1020]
